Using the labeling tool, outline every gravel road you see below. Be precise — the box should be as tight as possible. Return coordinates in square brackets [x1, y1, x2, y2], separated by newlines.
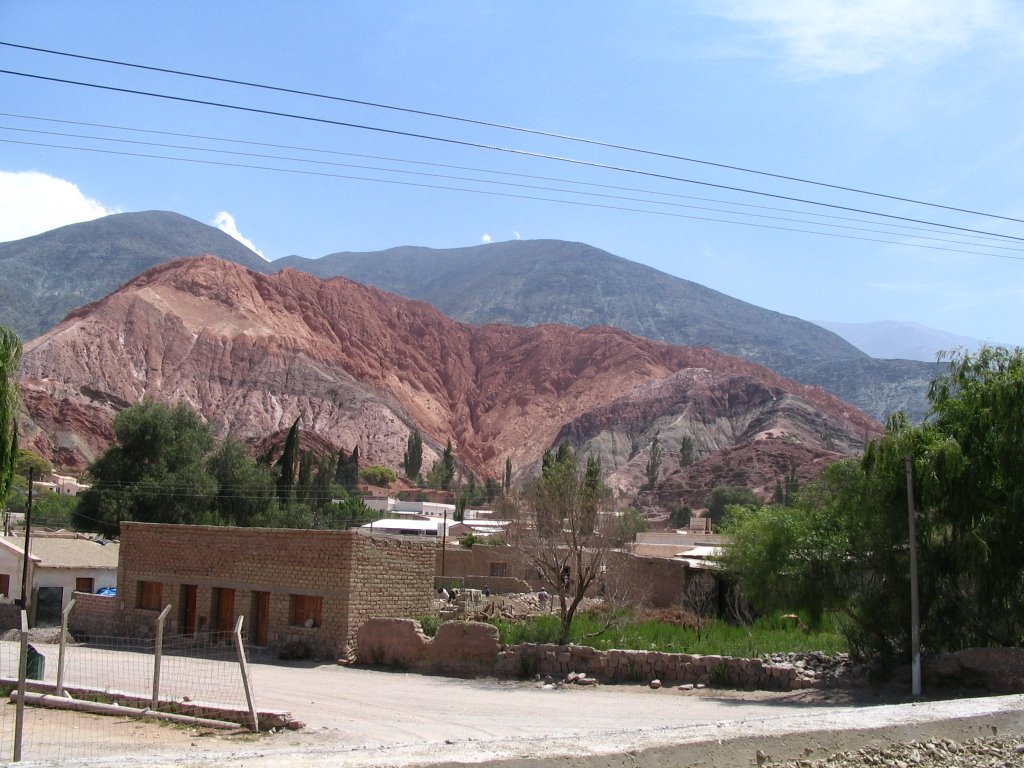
[7, 643, 1024, 767]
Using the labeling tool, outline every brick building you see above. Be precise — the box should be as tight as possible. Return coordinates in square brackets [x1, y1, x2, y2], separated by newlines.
[107, 523, 436, 659]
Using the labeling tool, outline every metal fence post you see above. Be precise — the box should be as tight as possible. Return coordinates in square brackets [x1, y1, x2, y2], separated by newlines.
[233, 615, 259, 732]
[13, 610, 28, 762]
[56, 597, 76, 697]
[151, 604, 172, 710]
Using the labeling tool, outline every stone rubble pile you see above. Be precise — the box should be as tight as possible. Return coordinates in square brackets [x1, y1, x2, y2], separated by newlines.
[761, 651, 870, 689]
[772, 737, 1024, 768]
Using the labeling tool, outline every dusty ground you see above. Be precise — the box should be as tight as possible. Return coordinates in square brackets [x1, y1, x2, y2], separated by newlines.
[3, 644, 1023, 767]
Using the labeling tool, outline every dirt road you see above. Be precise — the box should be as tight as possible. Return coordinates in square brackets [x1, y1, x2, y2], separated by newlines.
[6, 646, 1024, 767]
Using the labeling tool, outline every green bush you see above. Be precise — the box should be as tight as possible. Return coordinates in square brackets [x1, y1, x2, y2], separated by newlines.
[359, 465, 397, 487]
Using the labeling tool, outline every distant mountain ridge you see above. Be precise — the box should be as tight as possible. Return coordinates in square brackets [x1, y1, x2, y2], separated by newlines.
[0, 211, 268, 341]
[275, 240, 940, 421]
[818, 320, 999, 362]
[1, 211, 939, 421]
[18, 256, 878, 498]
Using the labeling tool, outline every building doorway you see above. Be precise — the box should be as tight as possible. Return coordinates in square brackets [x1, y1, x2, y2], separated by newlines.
[35, 586, 64, 627]
[251, 591, 270, 646]
[180, 584, 198, 636]
[212, 587, 235, 635]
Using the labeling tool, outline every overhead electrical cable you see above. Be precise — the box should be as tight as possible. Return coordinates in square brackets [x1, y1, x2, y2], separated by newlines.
[5, 125, 1021, 255]
[4, 137, 1021, 262]
[3, 111, 1014, 245]
[3, 39, 1022, 228]
[2, 67, 1022, 246]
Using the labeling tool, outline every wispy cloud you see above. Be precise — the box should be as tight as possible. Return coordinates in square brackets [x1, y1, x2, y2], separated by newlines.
[512, 230, 522, 240]
[705, 0, 1014, 76]
[480, 233, 493, 244]
[213, 211, 267, 260]
[0, 171, 116, 242]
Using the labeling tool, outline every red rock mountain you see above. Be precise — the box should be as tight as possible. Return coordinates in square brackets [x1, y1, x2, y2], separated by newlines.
[18, 257, 880, 495]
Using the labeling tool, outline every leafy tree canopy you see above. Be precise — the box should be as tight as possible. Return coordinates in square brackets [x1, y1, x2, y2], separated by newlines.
[722, 346, 1024, 659]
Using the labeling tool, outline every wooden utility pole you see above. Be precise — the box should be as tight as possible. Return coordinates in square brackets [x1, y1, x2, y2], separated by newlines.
[18, 469, 34, 613]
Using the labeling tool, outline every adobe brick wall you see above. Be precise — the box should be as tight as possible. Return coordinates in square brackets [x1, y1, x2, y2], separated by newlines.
[346, 533, 434, 649]
[67, 591, 122, 640]
[438, 546, 541, 591]
[117, 523, 435, 659]
[604, 551, 691, 608]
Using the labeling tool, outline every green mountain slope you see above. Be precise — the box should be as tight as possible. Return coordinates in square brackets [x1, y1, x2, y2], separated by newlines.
[275, 240, 940, 421]
[0, 211, 269, 341]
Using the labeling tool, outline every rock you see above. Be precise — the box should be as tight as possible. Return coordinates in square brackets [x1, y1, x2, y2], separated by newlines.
[285, 720, 305, 730]
[678, 683, 694, 691]
[649, 679, 662, 689]
[18, 257, 879, 494]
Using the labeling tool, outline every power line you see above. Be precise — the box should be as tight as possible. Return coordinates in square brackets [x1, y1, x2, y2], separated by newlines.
[3, 67, 1022, 246]
[3, 39, 1022, 227]
[5, 124, 1022, 255]
[5, 137, 1022, 262]
[4, 111, 1016, 246]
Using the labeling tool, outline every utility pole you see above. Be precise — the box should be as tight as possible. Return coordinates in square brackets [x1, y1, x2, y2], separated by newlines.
[905, 456, 921, 697]
[18, 468, 34, 613]
[441, 509, 448, 577]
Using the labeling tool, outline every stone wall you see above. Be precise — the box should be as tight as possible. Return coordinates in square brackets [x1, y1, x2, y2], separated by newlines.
[355, 618, 864, 691]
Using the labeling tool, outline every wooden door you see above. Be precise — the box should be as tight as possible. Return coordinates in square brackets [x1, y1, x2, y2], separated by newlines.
[252, 591, 270, 646]
[214, 588, 235, 634]
[182, 584, 197, 636]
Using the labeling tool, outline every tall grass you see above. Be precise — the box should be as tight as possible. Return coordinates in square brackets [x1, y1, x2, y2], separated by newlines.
[490, 611, 847, 657]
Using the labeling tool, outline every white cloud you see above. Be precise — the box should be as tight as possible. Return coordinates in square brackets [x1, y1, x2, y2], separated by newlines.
[706, 0, 1013, 76]
[213, 211, 267, 260]
[480, 233, 493, 244]
[512, 230, 522, 240]
[0, 171, 115, 242]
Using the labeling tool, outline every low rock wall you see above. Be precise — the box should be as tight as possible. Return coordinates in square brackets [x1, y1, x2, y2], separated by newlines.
[355, 618, 865, 691]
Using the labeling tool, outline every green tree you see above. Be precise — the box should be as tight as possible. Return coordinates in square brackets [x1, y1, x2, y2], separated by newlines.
[76, 400, 220, 536]
[360, 465, 397, 487]
[441, 439, 456, 490]
[31, 490, 79, 528]
[15, 449, 52, 480]
[207, 437, 278, 526]
[679, 435, 695, 467]
[612, 507, 649, 546]
[645, 434, 662, 490]
[403, 429, 423, 479]
[503, 456, 513, 492]
[507, 448, 614, 644]
[0, 326, 21, 507]
[275, 417, 301, 502]
[705, 486, 761, 528]
[722, 346, 1024, 659]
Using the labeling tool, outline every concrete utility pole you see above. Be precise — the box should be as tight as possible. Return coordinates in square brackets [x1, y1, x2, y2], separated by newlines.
[905, 456, 921, 697]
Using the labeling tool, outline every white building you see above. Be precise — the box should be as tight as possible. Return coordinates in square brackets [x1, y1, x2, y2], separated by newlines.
[0, 534, 119, 626]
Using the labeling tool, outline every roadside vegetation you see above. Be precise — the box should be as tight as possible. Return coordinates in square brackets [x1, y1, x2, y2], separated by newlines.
[422, 608, 847, 657]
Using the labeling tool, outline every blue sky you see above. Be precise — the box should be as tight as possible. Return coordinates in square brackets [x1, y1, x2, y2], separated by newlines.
[2, 1, 1022, 346]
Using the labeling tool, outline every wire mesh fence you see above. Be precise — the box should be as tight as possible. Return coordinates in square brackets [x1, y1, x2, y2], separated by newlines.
[0, 608, 259, 763]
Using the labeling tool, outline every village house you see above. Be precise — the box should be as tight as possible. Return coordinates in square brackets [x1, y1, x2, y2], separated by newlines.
[0, 533, 119, 626]
[68, 522, 436, 659]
